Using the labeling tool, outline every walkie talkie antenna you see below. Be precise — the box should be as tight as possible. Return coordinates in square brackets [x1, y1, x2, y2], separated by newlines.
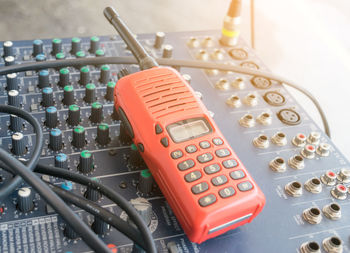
[104, 7, 158, 70]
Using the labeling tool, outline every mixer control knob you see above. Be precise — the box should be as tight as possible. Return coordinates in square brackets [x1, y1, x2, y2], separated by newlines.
[89, 36, 100, 53]
[17, 187, 34, 213]
[6, 73, 18, 91]
[42, 87, 54, 107]
[35, 54, 46, 62]
[45, 106, 58, 128]
[79, 66, 90, 86]
[138, 169, 154, 194]
[90, 102, 103, 123]
[96, 123, 110, 145]
[4, 56, 15, 66]
[72, 126, 86, 149]
[38, 70, 50, 88]
[162, 45, 173, 58]
[154, 32, 165, 49]
[51, 38, 62, 55]
[8, 90, 20, 107]
[92, 217, 109, 235]
[10, 115, 22, 132]
[50, 128, 63, 151]
[11, 132, 26, 155]
[129, 198, 152, 226]
[71, 37, 81, 55]
[63, 85, 75, 106]
[78, 150, 94, 173]
[84, 178, 101, 201]
[55, 153, 68, 169]
[58, 68, 70, 87]
[99, 65, 110, 84]
[67, 104, 80, 126]
[33, 39, 43, 56]
[3, 41, 14, 57]
[105, 81, 115, 101]
[129, 144, 145, 168]
[84, 83, 96, 103]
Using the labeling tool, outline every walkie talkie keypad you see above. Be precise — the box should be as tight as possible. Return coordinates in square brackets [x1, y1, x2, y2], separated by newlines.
[204, 164, 221, 174]
[185, 170, 202, 182]
[178, 159, 195, 171]
[197, 153, 214, 163]
[191, 182, 209, 194]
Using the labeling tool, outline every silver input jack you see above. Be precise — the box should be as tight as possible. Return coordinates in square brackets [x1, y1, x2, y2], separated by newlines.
[205, 68, 219, 76]
[301, 144, 316, 159]
[182, 74, 192, 84]
[285, 181, 303, 197]
[316, 143, 330, 157]
[226, 95, 241, 108]
[292, 133, 307, 147]
[320, 170, 337, 186]
[253, 134, 269, 149]
[271, 132, 287, 146]
[322, 236, 343, 253]
[269, 157, 286, 172]
[231, 77, 245, 89]
[337, 168, 350, 183]
[288, 155, 305, 170]
[187, 37, 200, 48]
[215, 78, 230, 90]
[331, 184, 348, 200]
[243, 93, 258, 106]
[300, 241, 321, 253]
[239, 114, 255, 128]
[307, 132, 321, 145]
[256, 112, 272, 126]
[322, 203, 341, 220]
[196, 49, 209, 61]
[211, 48, 225, 60]
[304, 177, 322, 194]
[302, 207, 322, 224]
[201, 36, 214, 48]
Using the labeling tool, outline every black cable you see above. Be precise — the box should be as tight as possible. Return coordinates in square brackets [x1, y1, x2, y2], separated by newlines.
[0, 150, 111, 253]
[35, 163, 157, 253]
[0, 57, 330, 137]
[0, 105, 43, 201]
[49, 183, 145, 249]
[250, 0, 255, 49]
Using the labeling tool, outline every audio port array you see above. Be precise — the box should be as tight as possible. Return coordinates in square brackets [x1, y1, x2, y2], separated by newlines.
[216, 77, 246, 91]
[301, 236, 343, 253]
[252, 134, 269, 149]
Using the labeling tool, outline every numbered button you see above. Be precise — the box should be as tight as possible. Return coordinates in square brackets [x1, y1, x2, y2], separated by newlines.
[230, 170, 245, 180]
[215, 148, 231, 158]
[211, 175, 228, 186]
[177, 159, 195, 171]
[238, 181, 253, 192]
[212, 138, 223, 146]
[185, 145, 197, 153]
[199, 141, 211, 149]
[199, 194, 216, 207]
[222, 159, 238, 169]
[191, 182, 209, 194]
[219, 187, 235, 198]
[204, 164, 221, 175]
[171, 150, 183, 159]
[185, 171, 202, 183]
[197, 153, 213, 163]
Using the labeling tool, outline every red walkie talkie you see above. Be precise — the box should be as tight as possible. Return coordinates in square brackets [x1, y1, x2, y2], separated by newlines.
[104, 7, 265, 243]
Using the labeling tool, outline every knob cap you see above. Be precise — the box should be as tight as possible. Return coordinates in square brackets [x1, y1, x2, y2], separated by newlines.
[63, 85, 75, 106]
[67, 104, 80, 126]
[3, 41, 14, 57]
[154, 32, 165, 49]
[75, 50, 86, 58]
[55, 52, 65, 60]
[61, 181, 73, 191]
[10, 115, 22, 132]
[96, 123, 110, 145]
[99, 65, 110, 84]
[35, 54, 46, 62]
[6, 73, 18, 91]
[8, 90, 20, 107]
[45, 106, 58, 128]
[50, 128, 63, 151]
[18, 187, 34, 213]
[95, 48, 105, 57]
[138, 169, 154, 194]
[92, 217, 109, 235]
[84, 178, 101, 201]
[79, 66, 90, 86]
[42, 87, 54, 107]
[71, 37, 81, 55]
[78, 150, 94, 173]
[12, 132, 26, 155]
[33, 39, 43, 56]
[105, 81, 115, 101]
[38, 70, 50, 88]
[4, 56, 15, 66]
[55, 153, 68, 169]
[162, 45, 173, 58]
[129, 198, 152, 226]
[84, 83, 96, 103]
[72, 126, 86, 149]
[89, 36, 100, 53]
[51, 38, 62, 55]
[58, 68, 70, 87]
[90, 102, 103, 123]
[129, 144, 145, 168]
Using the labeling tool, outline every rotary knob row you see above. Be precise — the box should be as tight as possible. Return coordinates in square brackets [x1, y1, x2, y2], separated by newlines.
[71, 123, 110, 148]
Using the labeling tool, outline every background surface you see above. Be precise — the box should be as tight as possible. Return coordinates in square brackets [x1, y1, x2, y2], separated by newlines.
[1, 0, 349, 158]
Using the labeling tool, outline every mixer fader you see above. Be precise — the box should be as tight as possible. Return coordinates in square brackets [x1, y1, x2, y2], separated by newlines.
[0, 30, 349, 252]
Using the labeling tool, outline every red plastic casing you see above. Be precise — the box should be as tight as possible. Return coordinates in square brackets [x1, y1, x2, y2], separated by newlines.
[114, 67, 265, 243]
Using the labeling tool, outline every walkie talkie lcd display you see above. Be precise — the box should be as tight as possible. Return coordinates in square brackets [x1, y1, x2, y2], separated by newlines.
[104, 7, 265, 243]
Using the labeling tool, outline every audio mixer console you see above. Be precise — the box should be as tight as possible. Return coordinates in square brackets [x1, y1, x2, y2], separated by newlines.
[0, 31, 349, 252]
